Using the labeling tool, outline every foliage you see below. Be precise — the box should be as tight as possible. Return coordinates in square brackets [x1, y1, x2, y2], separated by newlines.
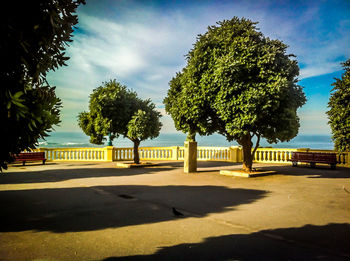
[165, 17, 306, 171]
[164, 71, 218, 141]
[127, 109, 162, 142]
[78, 80, 136, 144]
[78, 79, 162, 163]
[0, 0, 85, 170]
[327, 59, 350, 151]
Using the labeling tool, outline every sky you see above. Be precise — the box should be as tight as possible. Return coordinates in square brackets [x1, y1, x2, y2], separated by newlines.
[47, 0, 350, 135]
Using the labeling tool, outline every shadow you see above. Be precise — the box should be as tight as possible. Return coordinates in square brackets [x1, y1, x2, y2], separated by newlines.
[152, 161, 183, 168]
[9, 162, 60, 167]
[197, 161, 242, 172]
[254, 164, 350, 179]
[104, 223, 350, 261]
[0, 185, 266, 233]
[0, 165, 178, 184]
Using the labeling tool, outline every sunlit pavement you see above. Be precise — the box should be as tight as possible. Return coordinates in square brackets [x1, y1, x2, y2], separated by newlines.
[1, 161, 349, 260]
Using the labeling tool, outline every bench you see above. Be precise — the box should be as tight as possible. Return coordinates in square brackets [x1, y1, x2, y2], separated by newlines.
[14, 152, 46, 166]
[289, 152, 337, 169]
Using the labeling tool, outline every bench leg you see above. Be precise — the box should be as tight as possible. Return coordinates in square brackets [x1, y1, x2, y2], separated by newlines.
[310, 162, 316, 168]
[43, 160, 46, 165]
[330, 164, 336, 170]
[22, 161, 25, 166]
[292, 162, 298, 167]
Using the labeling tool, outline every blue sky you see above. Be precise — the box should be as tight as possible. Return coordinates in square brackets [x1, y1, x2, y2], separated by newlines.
[47, 0, 350, 135]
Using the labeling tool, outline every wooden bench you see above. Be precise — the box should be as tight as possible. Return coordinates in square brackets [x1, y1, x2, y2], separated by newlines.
[14, 152, 46, 166]
[289, 152, 337, 169]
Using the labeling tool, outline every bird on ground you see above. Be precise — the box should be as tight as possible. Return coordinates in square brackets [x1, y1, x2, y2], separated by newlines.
[172, 207, 184, 217]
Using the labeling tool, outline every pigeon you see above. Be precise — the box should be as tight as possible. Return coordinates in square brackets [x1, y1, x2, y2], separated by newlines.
[172, 207, 184, 217]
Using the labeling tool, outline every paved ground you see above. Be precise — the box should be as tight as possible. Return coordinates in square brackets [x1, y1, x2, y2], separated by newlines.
[0, 161, 350, 260]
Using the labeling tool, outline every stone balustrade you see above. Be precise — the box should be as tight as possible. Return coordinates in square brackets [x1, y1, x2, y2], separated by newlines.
[36, 147, 107, 161]
[35, 146, 350, 168]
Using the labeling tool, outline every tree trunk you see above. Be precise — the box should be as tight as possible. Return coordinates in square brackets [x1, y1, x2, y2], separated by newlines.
[186, 130, 196, 142]
[239, 134, 254, 172]
[133, 139, 140, 164]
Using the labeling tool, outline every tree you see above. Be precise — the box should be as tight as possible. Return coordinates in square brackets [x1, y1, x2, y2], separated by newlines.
[327, 59, 350, 152]
[78, 80, 162, 164]
[0, 0, 85, 170]
[165, 17, 306, 172]
[164, 71, 218, 141]
[127, 109, 162, 163]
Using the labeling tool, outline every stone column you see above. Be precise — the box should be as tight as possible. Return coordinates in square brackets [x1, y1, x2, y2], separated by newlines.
[172, 146, 179, 161]
[184, 141, 197, 173]
[229, 146, 242, 162]
[105, 146, 114, 162]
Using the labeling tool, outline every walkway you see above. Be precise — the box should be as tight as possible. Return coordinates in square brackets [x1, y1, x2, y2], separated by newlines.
[0, 161, 349, 260]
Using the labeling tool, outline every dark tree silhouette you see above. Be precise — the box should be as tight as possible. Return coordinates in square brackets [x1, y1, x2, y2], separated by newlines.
[0, 0, 85, 170]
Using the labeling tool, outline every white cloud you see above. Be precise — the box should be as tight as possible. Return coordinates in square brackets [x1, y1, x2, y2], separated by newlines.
[47, 1, 349, 134]
[156, 108, 167, 116]
[299, 62, 342, 79]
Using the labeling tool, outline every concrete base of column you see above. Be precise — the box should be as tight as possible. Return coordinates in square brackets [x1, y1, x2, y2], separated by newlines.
[184, 141, 197, 173]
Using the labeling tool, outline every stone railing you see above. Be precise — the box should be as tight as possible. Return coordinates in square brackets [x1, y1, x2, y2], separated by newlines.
[36, 146, 350, 168]
[253, 147, 349, 168]
[253, 148, 298, 163]
[197, 146, 231, 161]
[36, 147, 107, 161]
[112, 146, 184, 161]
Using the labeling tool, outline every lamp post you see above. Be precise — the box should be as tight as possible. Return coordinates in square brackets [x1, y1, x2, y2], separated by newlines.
[107, 132, 113, 146]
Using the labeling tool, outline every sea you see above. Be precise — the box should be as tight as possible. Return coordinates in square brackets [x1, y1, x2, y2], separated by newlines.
[38, 132, 335, 150]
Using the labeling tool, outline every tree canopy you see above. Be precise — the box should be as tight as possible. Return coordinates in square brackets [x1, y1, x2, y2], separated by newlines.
[164, 17, 306, 171]
[0, 0, 85, 170]
[164, 71, 218, 141]
[78, 79, 162, 164]
[327, 59, 350, 152]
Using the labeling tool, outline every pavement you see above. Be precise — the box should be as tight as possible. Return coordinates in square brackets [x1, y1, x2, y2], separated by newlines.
[0, 161, 350, 261]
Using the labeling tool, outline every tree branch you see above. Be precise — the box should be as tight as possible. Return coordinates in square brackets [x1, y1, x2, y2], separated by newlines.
[251, 132, 261, 159]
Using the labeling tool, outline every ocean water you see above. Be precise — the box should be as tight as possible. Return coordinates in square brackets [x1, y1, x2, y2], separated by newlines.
[38, 132, 335, 150]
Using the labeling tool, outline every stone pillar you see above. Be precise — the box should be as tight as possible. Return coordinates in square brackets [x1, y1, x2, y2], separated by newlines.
[172, 146, 179, 161]
[346, 152, 350, 168]
[229, 146, 242, 162]
[105, 146, 114, 162]
[184, 141, 197, 173]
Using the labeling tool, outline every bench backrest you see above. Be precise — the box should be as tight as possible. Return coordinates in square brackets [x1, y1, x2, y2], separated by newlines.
[15, 152, 45, 159]
[292, 152, 314, 161]
[291, 152, 337, 163]
[314, 153, 337, 162]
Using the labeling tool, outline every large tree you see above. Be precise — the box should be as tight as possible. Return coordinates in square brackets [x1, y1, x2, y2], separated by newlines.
[78, 80, 162, 164]
[165, 17, 306, 172]
[327, 59, 350, 152]
[0, 0, 85, 170]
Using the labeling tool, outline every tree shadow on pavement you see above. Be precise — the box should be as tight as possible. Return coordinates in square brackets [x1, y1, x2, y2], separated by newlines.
[197, 161, 242, 172]
[103, 223, 350, 261]
[256, 164, 350, 179]
[0, 165, 177, 184]
[0, 184, 267, 233]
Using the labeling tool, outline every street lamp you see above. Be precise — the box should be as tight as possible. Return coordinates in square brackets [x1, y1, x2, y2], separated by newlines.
[107, 132, 113, 146]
